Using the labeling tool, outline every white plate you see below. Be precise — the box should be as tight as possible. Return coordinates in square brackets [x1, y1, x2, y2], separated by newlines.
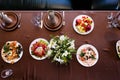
[116, 40, 120, 58]
[29, 38, 49, 60]
[1, 41, 23, 64]
[73, 15, 94, 35]
[76, 44, 99, 67]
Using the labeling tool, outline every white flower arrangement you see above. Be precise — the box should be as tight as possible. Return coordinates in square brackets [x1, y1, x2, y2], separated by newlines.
[47, 35, 76, 64]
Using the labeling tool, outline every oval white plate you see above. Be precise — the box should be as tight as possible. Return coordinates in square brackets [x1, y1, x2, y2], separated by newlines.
[73, 15, 94, 35]
[116, 40, 120, 58]
[1, 41, 23, 64]
[76, 44, 99, 67]
[29, 38, 49, 60]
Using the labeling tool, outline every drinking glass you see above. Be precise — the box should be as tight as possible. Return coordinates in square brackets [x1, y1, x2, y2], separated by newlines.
[31, 13, 41, 28]
[1, 69, 13, 78]
[107, 12, 120, 29]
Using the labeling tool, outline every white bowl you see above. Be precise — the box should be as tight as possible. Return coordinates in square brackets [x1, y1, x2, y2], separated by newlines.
[76, 44, 99, 67]
[1, 41, 23, 64]
[29, 38, 49, 60]
[73, 15, 94, 35]
[116, 40, 120, 58]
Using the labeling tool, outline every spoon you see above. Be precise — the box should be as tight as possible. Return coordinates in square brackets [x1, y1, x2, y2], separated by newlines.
[17, 13, 21, 28]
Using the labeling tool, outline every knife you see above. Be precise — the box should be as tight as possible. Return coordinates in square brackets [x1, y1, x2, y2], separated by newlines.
[40, 12, 43, 29]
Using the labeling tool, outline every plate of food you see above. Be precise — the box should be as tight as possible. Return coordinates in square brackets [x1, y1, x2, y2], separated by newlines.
[29, 38, 49, 60]
[73, 15, 94, 35]
[116, 40, 120, 58]
[1, 41, 23, 64]
[76, 44, 99, 67]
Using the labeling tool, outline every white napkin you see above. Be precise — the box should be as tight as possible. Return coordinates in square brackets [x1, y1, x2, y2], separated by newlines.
[0, 12, 13, 24]
[48, 11, 56, 25]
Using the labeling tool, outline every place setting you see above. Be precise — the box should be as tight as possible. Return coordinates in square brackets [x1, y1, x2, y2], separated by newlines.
[107, 12, 120, 58]
[43, 10, 63, 31]
[31, 10, 65, 31]
[0, 12, 21, 32]
[0, 41, 23, 79]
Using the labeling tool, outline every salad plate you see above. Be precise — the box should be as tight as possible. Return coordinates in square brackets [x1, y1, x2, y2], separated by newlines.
[116, 40, 120, 58]
[29, 38, 49, 60]
[76, 44, 99, 67]
[1, 41, 23, 64]
[73, 15, 94, 35]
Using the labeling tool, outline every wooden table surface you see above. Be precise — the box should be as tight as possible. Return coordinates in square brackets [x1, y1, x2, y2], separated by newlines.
[0, 11, 120, 80]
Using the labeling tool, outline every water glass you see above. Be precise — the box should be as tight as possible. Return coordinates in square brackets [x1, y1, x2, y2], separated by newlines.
[1, 69, 13, 78]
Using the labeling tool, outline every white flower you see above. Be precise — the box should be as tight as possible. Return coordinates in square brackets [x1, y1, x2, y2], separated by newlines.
[60, 35, 66, 41]
[47, 50, 52, 57]
[48, 41, 53, 48]
[52, 42, 57, 49]
[62, 51, 69, 57]
[54, 56, 64, 64]
[68, 40, 75, 49]
[49, 40, 57, 49]
[48, 35, 76, 64]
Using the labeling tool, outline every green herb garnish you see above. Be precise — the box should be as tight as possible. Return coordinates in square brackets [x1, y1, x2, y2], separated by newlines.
[3, 44, 10, 53]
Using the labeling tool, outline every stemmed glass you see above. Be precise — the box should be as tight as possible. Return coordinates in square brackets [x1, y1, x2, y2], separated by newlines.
[107, 12, 120, 29]
[1, 69, 13, 78]
[31, 12, 43, 28]
[31, 13, 41, 27]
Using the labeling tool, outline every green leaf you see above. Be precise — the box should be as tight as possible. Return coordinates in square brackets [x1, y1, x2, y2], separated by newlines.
[80, 52, 85, 57]
[118, 54, 120, 58]
[90, 55, 96, 59]
[67, 54, 72, 60]
[68, 49, 76, 53]
[3, 44, 10, 53]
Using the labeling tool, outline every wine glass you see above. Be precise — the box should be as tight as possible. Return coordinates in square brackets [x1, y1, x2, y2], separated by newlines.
[31, 13, 42, 28]
[107, 12, 114, 28]
[107, 12, 120, 29]
[1, 69, 13, 78]
[31, 14, 41, 27]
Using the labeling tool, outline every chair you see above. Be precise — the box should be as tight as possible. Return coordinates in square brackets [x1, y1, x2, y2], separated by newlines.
[0, 0, 72, 10]
[117, 0, 120, 10]
[71, 0, 91, 10]
[46, 0, 72, 9]
[92, 0, 118, 10]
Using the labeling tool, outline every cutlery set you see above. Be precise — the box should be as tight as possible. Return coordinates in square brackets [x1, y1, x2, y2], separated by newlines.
[32, 11, 65, 30]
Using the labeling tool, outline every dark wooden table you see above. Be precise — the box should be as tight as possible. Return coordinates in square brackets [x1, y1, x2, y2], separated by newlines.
[0, 11, 120, 80]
